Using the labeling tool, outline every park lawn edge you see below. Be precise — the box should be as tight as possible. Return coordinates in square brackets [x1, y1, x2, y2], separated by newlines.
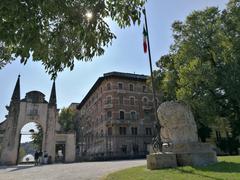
[103, 156, 240, 180]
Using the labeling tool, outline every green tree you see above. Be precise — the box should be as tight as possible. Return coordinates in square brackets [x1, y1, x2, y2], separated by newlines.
[31, 124, 43, 150]
[59, 107, 77, 132]
[155, 0, 240, 151]
[0, 0, 146, 78]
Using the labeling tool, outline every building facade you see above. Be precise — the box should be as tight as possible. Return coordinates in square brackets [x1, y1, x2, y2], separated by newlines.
[77, 72, 160, 160]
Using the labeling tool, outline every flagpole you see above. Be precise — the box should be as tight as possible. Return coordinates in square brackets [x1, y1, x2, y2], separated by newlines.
[143, 8, 162, 152]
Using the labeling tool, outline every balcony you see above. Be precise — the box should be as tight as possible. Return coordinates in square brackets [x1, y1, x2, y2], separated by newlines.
[106, 119, 131, 126]
[142, 105, 152, 110]
[104, 104, 113, 109]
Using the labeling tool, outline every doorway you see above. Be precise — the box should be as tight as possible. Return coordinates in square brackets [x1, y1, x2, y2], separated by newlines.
[17, 122, 43, 164]
[55, 143, 65, 163]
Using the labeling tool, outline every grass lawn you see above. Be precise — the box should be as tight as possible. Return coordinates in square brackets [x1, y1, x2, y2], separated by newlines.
[104, 156, 240, 180]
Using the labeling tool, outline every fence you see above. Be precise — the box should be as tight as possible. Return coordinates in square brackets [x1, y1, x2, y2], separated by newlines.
[76, 134, 153, 161]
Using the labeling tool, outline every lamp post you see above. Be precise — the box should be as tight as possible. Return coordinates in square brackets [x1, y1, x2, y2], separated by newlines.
[143, 8, 162, 152]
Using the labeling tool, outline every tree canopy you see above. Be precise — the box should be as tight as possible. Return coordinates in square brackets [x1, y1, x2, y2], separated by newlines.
[59, 107, 77, 132]
[31, 124, 43, 150]
[0, 0, 146, 78]
[155, 0, 240, 152]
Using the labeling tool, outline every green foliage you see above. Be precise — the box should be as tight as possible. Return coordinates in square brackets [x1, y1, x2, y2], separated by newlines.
[155, 0, 240, 145]
[31, 124, 43, 150]
[18, 147, 26, 163]
[59, 107, 76, 132]
[0, 0, 146, 78]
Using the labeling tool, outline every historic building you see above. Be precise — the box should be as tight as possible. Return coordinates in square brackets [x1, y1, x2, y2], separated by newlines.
[77, 72, 160, 160]
[0, 76, 75, 165]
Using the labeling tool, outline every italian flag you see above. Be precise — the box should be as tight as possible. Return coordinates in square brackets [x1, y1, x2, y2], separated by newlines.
[143, 25, 148, 53]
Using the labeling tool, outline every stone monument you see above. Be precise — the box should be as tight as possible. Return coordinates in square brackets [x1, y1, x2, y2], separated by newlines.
[147, 101, 217, 169]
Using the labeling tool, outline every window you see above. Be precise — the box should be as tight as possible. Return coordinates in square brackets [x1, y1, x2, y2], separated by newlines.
[120, 111, 125, 120]
[130, 111, 137, 120]
[121, 145, 127, 153]
[144, 110, 151, 119]
[108, 127, 112, 135]
[106, 96, 112, 104]
[143, 85, 146, 92]
[107, 111, 112, 119]
[119, 95, 123, 105]
[129, 84, 134, 91]
[143, 97, 148, 105]
[132, 144, 139, 154]
[119, 127, 126, 135]
[118, 83, 123, 90]
[146, 128, 152, 135]
[131, 127, 138, 135]
[107, 83, 111, 90]
[130, 97, 135, 105]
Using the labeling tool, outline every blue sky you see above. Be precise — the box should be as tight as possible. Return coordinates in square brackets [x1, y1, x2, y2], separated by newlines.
[0, 0, 228, 127]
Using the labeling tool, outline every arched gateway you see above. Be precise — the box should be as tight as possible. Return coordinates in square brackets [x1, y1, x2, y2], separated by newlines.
[0, 76, 75, 165]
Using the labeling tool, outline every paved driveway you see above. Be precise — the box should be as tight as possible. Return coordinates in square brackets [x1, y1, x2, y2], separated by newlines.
[0, 159, 146, 180]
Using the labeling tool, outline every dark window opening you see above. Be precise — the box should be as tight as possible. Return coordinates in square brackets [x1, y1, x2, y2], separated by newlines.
[146, 128, 152, 135]
[118, 83, 123, 89]
[131, 127, 138, 135]
[108, 127, 112, 135]
[119, 127, 126, 135]
[121, 145, 127, 154]
[120, 111, 124, 120]
[130, 111, 136, 120]
[129, 84, 134, 91]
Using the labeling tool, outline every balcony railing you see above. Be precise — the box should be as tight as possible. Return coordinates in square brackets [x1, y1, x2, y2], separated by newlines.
[103, 104, 113, 109]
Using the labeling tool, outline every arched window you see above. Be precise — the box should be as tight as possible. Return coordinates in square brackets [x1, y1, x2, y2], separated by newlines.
[143, 97, 148, 105]
[130, 111, 137, 120]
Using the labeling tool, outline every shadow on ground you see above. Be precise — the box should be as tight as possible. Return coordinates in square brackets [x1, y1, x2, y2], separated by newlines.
[10, 165, 36, 172]
[0, 164, 36, 172]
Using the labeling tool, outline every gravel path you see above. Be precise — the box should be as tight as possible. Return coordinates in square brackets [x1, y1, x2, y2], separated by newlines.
[0, 159, 146, 180]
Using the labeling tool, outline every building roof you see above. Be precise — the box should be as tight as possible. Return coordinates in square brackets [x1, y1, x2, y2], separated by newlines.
[77, 72, 148, 110]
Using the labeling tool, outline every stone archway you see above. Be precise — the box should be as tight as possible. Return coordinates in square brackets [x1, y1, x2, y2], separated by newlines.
[0, 76, 58, 165]
[17, 122, 44, 164]
[0, 76, 76, 165]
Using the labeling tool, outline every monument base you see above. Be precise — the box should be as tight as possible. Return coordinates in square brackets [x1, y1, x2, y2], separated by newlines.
[147, 152, 177, 170]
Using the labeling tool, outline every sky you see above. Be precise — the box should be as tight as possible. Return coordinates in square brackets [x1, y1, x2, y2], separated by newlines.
[0, 0, 228, 141]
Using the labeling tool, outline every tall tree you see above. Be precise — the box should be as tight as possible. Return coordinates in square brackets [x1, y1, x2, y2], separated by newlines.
[59, 107, 77, 132]
[31, 124, 43, 150]
[0, 0, 146, 78]
[155, 0, 240, 151]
